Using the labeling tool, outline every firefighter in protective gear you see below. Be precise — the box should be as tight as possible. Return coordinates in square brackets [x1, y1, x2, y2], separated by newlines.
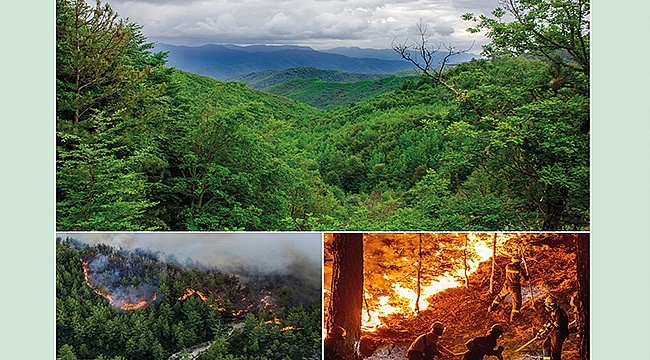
[461, 323, 506, 360]
[541, 295, 570, 360]
[406, 321, 456, 360]
[488, 255, 529, 322]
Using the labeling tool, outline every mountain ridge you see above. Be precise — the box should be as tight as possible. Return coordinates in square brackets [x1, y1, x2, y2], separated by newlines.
[228, 67, 418, 90]
[153, 43, 479, 81]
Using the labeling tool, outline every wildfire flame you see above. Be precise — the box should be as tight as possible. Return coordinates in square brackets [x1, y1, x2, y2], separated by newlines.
[281, 326, 303, 332]
[362, 239, 493, 331]
[177, 288, 227, 311]
[80, 259, 156, 311]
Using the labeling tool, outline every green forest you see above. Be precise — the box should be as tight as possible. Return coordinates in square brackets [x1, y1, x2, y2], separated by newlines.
[56, 237, 322, 359]
[56, 0, 590, 231]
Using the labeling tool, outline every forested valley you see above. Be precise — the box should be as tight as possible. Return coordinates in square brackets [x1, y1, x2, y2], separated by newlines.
[56, 237, 322, 359]
[56, 0, 589, 231]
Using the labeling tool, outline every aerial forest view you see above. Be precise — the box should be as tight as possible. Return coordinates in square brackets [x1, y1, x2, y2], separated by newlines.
[56, 0, 590, 232]
[55, 233, 322, 359]
[324, 232, 589, 360]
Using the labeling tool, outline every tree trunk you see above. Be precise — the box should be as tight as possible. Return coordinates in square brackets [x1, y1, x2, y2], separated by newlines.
[489, 233, 497, 294]
[541, 185, 569, 230]
[328, 233, 364, 360]
[463, 235, 469, 288]
[576, 233, 589, 359]
[415, 234, 422, 313]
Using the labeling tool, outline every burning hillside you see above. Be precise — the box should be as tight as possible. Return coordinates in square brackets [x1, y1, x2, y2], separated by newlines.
[325, 233, 588, 360]
[78, 243, 164, 311]
[56, 235, 323, 360]
[62, 237, 320, 316]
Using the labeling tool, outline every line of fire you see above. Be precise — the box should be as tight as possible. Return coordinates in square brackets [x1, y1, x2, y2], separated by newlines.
[75, 240, 271, 316]
[324, 233, 589, 360]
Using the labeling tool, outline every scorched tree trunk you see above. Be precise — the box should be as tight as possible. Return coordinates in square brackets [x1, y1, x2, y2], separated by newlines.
[328, 233, 363, 360]
[576, 233, 589, 359]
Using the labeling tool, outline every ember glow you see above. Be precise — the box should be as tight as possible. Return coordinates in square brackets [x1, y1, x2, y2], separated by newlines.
[177, 288, 227, 311]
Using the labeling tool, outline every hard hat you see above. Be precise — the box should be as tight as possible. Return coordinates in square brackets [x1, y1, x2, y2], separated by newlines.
[545, 295, 557, 309]
[431, 321, 445, 331]
[490, 323, 505, 334]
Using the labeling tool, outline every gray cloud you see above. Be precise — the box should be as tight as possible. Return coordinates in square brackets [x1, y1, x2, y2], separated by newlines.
[102, 0, 501, 49]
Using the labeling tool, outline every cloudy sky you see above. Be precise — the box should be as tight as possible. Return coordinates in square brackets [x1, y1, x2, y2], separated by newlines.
[102, 0, 502, 50]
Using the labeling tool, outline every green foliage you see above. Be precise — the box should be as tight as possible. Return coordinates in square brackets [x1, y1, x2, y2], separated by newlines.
[265, 75, 418, 109]
[56, 112, 164, 230]
[231, 66, 407, 89]
[55, 0, 589, 231]
[56, 0, 166, 124]
[463, 0, 590, 77]
[58, 344, 78, 360]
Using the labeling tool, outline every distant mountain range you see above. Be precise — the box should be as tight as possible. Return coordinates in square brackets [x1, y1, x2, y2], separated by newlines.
[152, 43, 479, 81]
[229, 67, 418, 90]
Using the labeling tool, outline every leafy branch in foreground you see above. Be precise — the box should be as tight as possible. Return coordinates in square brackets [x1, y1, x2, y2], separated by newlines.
[462, 0, 590, 78]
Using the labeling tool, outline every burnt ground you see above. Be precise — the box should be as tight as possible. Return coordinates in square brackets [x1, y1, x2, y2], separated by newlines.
[358, 236, 583, 360]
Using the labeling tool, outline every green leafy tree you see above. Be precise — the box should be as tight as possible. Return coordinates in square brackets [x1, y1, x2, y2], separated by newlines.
[441, 57, 589, 230]
[57, 113, 162, 230]
[463, 0, 589, 77]
[56, 0, 169, 230]
[58, 344, 78, 360]
[56, 0, 165, 124]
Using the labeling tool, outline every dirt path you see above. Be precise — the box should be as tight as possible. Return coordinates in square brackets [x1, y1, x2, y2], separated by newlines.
[167, 321, 246, 360]
[167, 341, 215, 360]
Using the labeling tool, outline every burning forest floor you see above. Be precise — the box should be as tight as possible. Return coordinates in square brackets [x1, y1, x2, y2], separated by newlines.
[357, 235, 583, 360]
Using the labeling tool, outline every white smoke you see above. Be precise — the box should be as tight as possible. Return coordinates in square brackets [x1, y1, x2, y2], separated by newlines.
[57, 232, 323, 287]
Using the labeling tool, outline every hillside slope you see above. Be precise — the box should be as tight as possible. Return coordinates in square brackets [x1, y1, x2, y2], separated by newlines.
[229, 67, 416, 90]
[265, 75, 419, 109]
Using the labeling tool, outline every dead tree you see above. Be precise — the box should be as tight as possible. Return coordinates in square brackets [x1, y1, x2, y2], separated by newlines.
[392, 19, 474, 97]
[488, 233, 497, 294]
[463, 234, 470, 288]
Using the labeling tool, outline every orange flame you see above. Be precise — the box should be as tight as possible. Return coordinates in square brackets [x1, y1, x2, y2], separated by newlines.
[177, 288, 230, 312]
[121, 300, 149, 311]
[80, 259, 155, 311]
[362, 238, 494, 331]
[178, 288, 211, 302]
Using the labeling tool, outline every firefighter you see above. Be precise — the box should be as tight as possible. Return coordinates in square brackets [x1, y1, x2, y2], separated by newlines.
[461, 323, 505, 360]
[324, 326, 346, 360]
[540, 295, 570, 360]
[406, 321, 456, 360]
[488, 255, 529, 321]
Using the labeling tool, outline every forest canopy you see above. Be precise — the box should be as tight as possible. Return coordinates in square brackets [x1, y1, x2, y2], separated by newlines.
[56, 0, 589, 231]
